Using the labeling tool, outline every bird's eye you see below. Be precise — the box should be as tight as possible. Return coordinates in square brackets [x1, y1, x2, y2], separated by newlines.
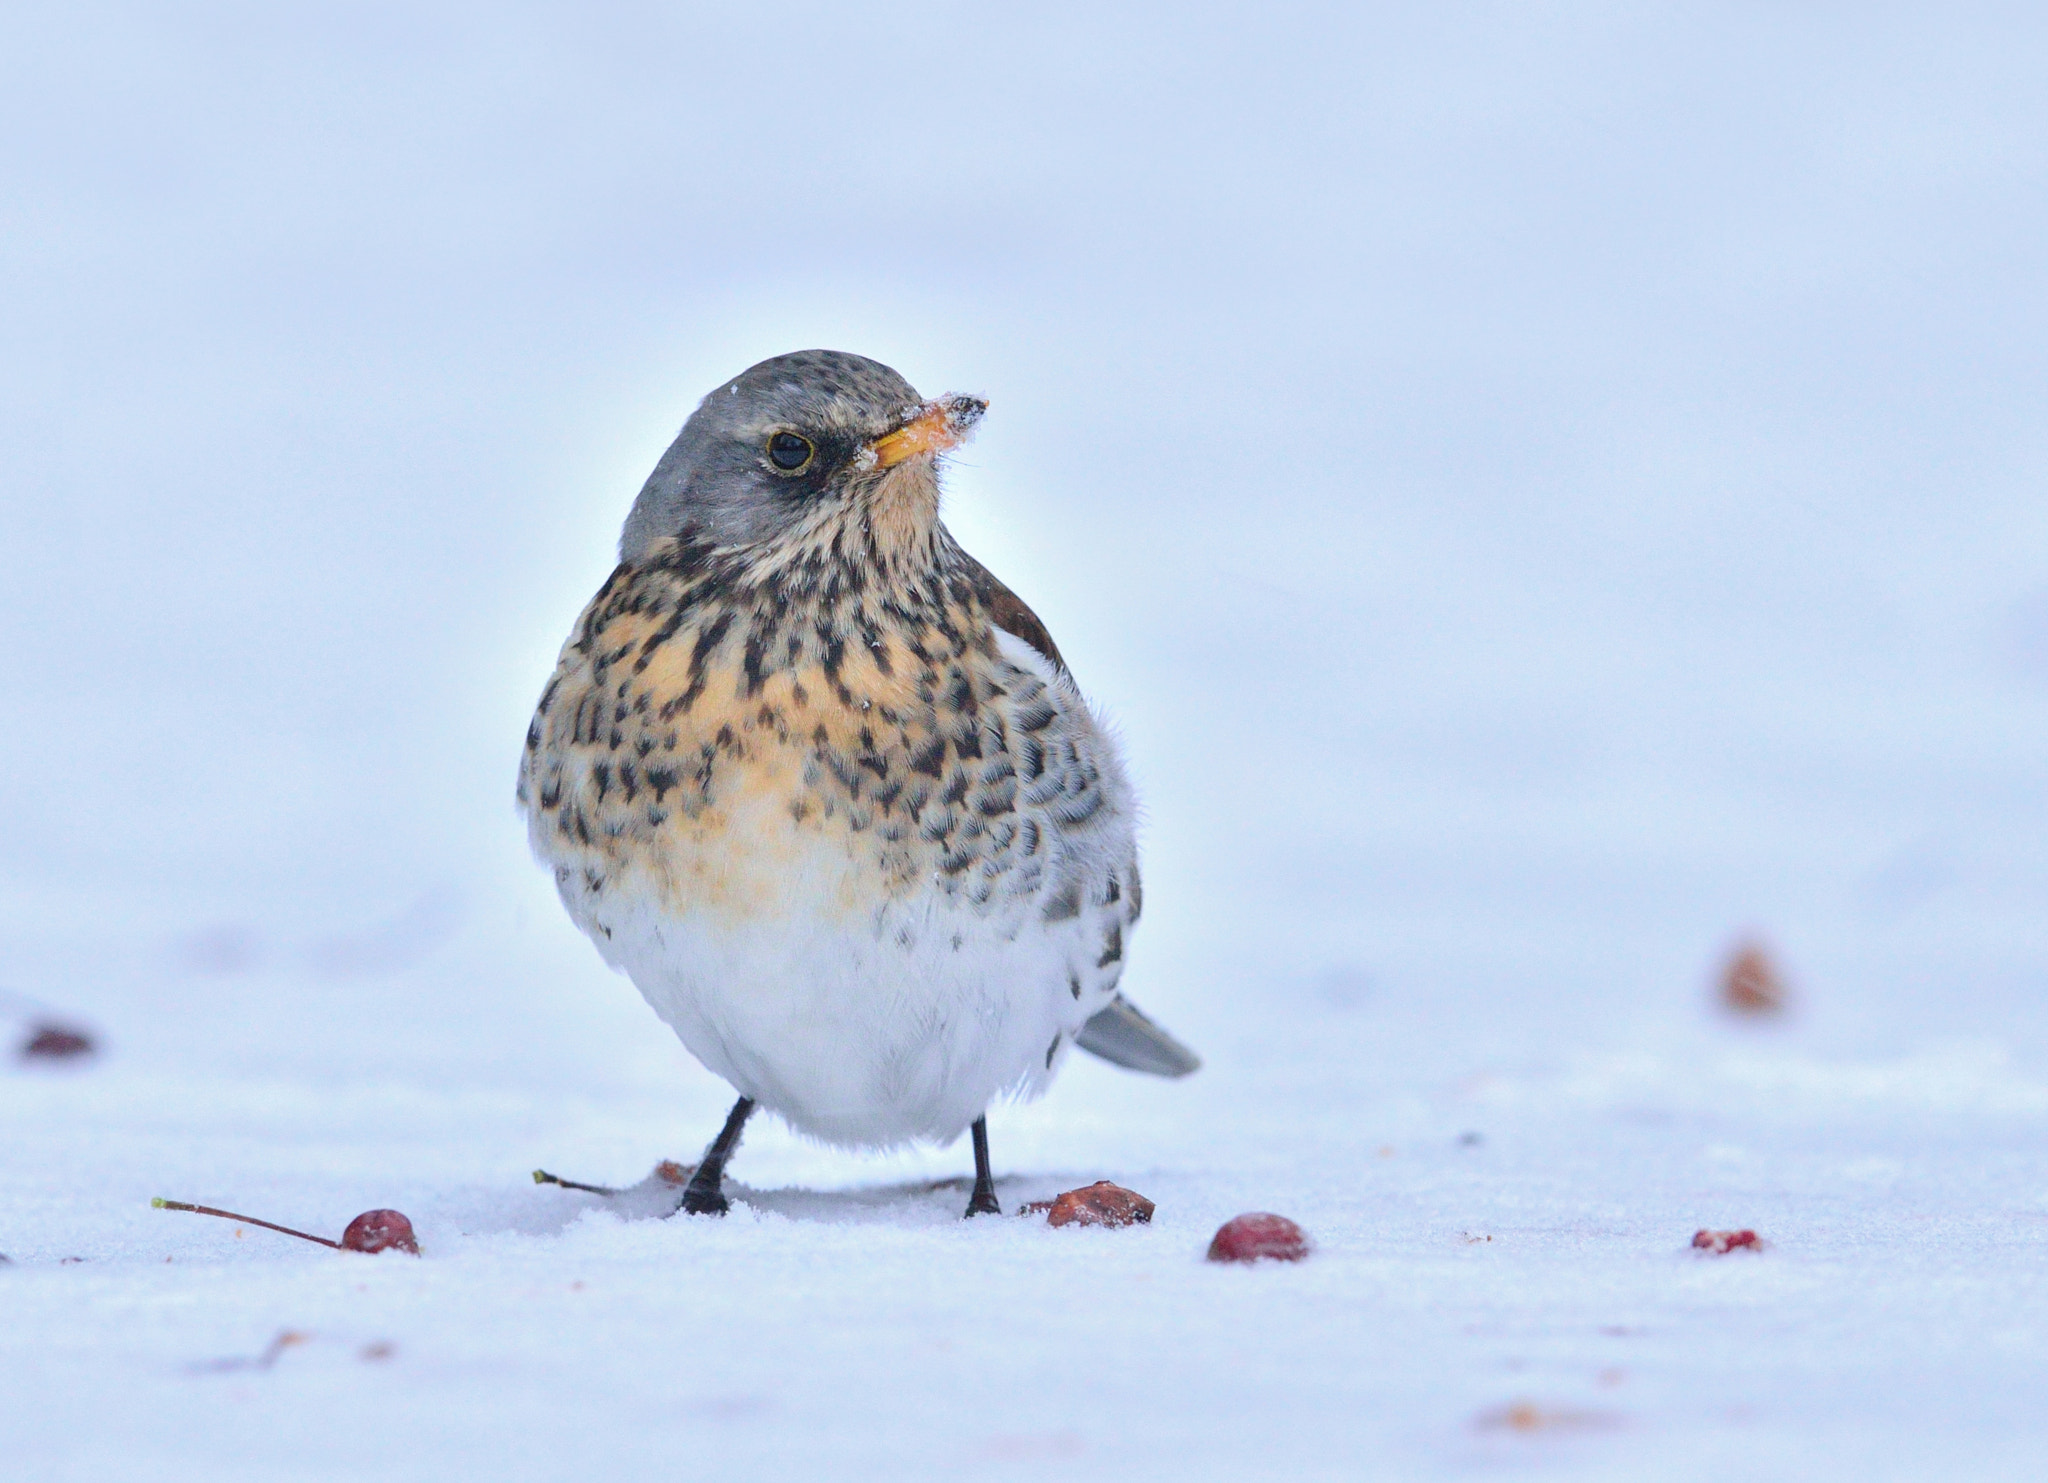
[766, 431, 815, 472]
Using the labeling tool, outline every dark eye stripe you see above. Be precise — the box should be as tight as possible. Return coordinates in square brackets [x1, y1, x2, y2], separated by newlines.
[767, 432, 814, 472]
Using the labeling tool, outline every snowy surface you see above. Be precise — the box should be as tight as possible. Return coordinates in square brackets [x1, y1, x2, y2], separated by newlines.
[6, 5, 2048, 1478]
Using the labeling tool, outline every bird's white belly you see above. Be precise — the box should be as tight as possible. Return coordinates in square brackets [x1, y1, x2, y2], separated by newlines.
[562, 835, 1096, 1148]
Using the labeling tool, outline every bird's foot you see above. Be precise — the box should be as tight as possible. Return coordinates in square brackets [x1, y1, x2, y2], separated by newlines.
[679, 1184, 730, 1217]
[963, 1186, 1001, 1219]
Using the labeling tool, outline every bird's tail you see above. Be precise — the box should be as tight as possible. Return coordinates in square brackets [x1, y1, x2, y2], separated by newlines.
[1074, 995, 1201, 1077]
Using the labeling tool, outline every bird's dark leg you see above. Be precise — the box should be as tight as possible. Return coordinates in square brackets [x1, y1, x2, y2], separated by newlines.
[679, 1096, 755, 1216]
[964, 1116, 1001, 1218]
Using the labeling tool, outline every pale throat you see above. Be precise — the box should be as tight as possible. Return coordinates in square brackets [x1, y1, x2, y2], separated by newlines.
[740, 457, 948, 587]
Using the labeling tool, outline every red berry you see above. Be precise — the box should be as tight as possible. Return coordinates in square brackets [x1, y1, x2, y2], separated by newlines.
[1720, 942, 1788, 1016]
[341, 1209, 420, 1255]
[1044, 1181, 1155, 1229]
[1692, 1227, 1763, 1254]
[20, 1024, 94, 1060]
[1207, 1212, 1310, 1263]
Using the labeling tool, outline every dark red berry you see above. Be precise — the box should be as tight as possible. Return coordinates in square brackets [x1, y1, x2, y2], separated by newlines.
[1720, 942, 1788, 1016]
[1045, 1181, 1156, 1229]
[1207, 1212, 1310, 1263]
[341, 1209, 420, 1255]
[1692, 1228, 1763, 1254]
[20, 1024, 94, 1060]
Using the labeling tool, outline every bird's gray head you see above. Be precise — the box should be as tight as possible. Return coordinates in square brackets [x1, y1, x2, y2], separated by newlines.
[619, 349, 986, 565]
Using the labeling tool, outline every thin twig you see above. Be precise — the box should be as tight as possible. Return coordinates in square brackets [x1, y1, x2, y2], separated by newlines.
[531, 1169, 622, 1196]
[152, 1198, 342, 1249]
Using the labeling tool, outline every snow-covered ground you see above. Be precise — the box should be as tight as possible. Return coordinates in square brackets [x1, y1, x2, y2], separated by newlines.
[5, 6, 2048, 1478]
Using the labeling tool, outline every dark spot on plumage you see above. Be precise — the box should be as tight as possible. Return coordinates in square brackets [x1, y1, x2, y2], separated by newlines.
[976, 783, 1015, 818]
[908, 736, 947, 778]
[1019, 818, 1041, 856]
[591, 761, 612, 801]
[1069, 972, 1083, 1000]
[1018, 696, 1057, 733]
[1045, 1035, 1060, 1070]
[525, 721, 540, 752]
[789, 798, 810, 823]
[716, 724, 737, 752]
[572, 566, 631, 654]
[595, 640, 633, 682]
[644, 766, 678, 802]
[688, 609, 734, 676]
[537, 676, 562, 716]
[920, 812, 956, 844]
[633, 608, 686, 672]
[950, 933, 965, 950]
[946, 671, 976, 715]
[1103, 876, 1120, 905]
[1042, 884, 1080, 923]
[940, 770, 970, 807]
[1096, 923, 1123, 968]
[1019, 737, 1044, 781]
[873, 779, 903, 811]
[952, 724, 983, 761]
[1059, 792, 1105, 827]
[858, 753, 889, 781]
[1128, 864, 1143, 921]
[791, 679, 809, 708]
[824, 748, 862, 794]
[742, 630, 771, 695]
[652, 533, 712, 579]
[539, 775, 562, 810]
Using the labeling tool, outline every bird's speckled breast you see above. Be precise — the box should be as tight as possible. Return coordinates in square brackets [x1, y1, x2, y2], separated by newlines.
[518, 527, 1120, 934]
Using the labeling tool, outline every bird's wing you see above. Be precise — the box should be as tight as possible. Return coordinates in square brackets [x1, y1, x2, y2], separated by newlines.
[1074, 995, 1202, 1077]
[954, 548, 1067, 675]
[951, 546, 1196, 1077]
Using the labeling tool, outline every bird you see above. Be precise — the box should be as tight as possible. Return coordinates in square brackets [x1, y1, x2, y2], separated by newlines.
[517, 349, 1198, 1219]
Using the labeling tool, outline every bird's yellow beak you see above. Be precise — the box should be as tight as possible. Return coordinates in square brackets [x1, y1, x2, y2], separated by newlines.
[867, 395, 988, 469]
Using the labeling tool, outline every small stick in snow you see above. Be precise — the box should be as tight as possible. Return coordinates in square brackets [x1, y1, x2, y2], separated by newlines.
[191, 1329, 311, 1374]
[532, 1169, 623, 1195]
[153, 1199, 343, 1249]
